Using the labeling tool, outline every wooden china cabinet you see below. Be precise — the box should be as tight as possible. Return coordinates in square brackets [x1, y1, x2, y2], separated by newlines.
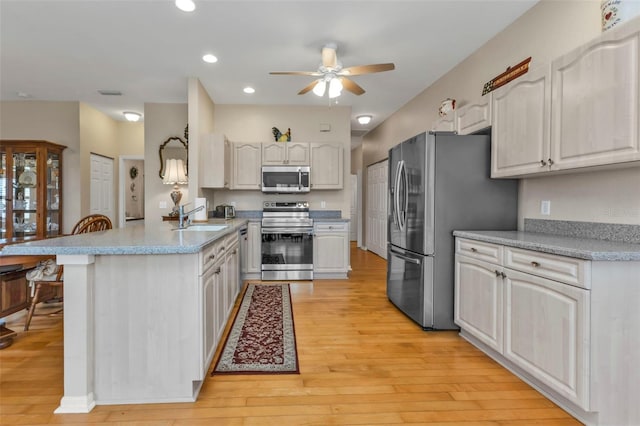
[0, 140, 65, 347]
[1, 140, 65, 243]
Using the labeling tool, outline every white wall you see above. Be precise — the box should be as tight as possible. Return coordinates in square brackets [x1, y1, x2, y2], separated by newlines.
[362, 0, 640, 229]
[208, 104, 351, 216]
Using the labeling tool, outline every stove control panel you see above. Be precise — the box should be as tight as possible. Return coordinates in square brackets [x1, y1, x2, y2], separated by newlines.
[263, 201, 309, 210]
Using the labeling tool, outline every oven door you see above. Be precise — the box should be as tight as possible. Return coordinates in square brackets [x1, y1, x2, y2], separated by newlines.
[261, 227, 313, 280]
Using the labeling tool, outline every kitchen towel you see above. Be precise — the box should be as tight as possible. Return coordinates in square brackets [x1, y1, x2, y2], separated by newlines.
[193, 197, 208, 222]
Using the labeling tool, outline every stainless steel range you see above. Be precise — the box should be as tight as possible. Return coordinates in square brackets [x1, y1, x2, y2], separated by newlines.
[261, 201, 313, 281]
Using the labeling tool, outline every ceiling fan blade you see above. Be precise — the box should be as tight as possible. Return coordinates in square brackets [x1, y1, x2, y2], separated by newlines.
[340, 63, 395, 76]
[270, 71, 323, 76]
[298, 79, 321, 95]
[322, 46, 337, 69]
[341, 77, 365, 96]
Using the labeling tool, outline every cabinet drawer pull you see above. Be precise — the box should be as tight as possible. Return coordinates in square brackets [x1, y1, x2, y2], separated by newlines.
[548, 158, 554, 166]
[531, 261, 540, 267]
[501, 272, 506, 279]
[214, 267, 221, 275]
[208, 254, 215, 260]
[540, 159, 547, 166]
[470, 247, 477, 252]
[495, 270, 501, 277]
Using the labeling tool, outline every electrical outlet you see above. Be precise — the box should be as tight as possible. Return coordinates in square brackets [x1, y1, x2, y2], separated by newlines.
[159, 201, 167, 209]
[230, 201, 236, 207]
[321, 201, 326, 209]
[541, 200, 551, 215]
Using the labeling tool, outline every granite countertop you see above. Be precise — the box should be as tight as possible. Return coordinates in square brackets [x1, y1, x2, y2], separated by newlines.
[453, 230, 640, 261]
[0, 219, 248, 256]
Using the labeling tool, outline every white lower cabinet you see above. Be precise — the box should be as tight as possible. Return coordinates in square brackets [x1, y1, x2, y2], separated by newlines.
[240, 221, 261, 280]
[313, 221, 349, 278]
[454, 236, 640, 425]
[503, 268, 590, 409]
[454, 254, 503, 353]
[202, 253, 224, 376]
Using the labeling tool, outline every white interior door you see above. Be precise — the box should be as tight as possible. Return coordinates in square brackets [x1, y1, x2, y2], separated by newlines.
[90, 153, 115, 223]
[350, 174, 357, 241]
[366, 160, 388, 259]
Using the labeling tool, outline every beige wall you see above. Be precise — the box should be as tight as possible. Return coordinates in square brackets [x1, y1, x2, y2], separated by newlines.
[0, 101, 81, 232]
[362, 0, 640, 230]
[144, 102, 189, 228]
[208, 104, 351, 215]
[0, 101, 145, 231]
[188, 77, 216, 199]
[79, 103, 120, 221]
[351, 145, 363, 174]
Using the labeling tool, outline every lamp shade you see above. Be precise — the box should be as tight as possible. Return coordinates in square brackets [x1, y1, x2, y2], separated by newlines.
[313, 80, 327, 97]
[328, 77, 343, 99]
[163, 159, 188, 184]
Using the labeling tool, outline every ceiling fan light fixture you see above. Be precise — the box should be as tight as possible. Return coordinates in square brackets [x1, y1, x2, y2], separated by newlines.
[357, 115, 372, 125]
[328, 77, 343, 99]
[313, 80, 326, 97]
[175, 0, 195, 12]
[123, 111, 142, 122]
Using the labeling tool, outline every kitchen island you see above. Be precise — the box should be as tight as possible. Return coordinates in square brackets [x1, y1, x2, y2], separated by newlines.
[0, 219, 247, 413]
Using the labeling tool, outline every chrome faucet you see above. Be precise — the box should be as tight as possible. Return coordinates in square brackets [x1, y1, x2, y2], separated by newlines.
[177, 204, 205, 229]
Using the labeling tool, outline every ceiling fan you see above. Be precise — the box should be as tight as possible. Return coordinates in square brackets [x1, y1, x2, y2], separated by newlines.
[269, 43, 395, 98]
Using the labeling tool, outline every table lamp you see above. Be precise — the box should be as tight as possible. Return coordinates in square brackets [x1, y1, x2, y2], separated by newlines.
[163, 158, 188, 216]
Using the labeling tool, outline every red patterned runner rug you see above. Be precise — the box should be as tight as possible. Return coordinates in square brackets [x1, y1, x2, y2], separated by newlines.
[212, 283, 299, 374]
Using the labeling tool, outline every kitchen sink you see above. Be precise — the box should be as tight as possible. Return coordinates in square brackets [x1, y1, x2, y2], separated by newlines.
[176, 224, 228, 232]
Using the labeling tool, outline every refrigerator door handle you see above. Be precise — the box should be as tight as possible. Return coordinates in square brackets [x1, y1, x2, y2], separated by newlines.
[396, 160, 406, 231]
[401, 161, 408, 229]
[389, 247, 422, 265]
[394, 160, 403, 229]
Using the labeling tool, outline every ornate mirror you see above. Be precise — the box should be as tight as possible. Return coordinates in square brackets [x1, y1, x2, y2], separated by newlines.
[158, 126, 189, 179]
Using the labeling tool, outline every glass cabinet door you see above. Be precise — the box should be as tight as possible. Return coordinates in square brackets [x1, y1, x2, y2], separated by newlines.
[12, 151, 38, 239]
[0, 151, 6, 239]
[46, 152, 61, 237]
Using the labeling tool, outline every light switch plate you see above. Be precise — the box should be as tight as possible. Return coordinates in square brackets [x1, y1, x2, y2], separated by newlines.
[541, 200, 551, 215]
[159, 201, 167, 209]
[321, 201, 326, 209]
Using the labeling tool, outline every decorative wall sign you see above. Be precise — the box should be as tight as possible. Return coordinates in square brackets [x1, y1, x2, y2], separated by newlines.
[482, 57, 532, 96]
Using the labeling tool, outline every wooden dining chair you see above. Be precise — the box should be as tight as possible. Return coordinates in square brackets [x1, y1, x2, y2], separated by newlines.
[23, 214, 112, 331]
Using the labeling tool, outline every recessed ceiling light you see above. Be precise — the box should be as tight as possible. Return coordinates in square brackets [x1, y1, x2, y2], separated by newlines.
[243, 87, 255, 94]
[175, 0, 195, 12]
[123, 112, 142, 122]
[202, 54, 218, 63]
[357, 115, 372, 125]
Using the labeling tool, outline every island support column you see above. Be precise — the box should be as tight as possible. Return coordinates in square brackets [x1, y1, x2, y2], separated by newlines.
[54, 254, 97, 414]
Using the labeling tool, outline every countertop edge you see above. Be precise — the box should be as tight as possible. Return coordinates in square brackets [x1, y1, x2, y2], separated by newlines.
[1, 220, 249, 256]
[453, 230, 640, 261]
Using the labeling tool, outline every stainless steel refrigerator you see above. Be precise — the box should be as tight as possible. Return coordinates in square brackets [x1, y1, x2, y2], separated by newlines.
[387, 131, 517, 330]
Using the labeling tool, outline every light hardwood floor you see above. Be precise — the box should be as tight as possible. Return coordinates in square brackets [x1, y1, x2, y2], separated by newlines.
[0, 244, 582, 425]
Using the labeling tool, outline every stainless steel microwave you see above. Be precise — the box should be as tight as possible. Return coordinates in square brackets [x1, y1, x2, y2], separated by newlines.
[261, 165, 310, 193]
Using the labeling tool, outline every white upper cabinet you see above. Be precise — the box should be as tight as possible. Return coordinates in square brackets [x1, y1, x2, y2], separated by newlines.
[262, 142, 310, 165]
[231, 142, 262, 190]
[491, 18, 640, 178]
[491, 64, 551, 178]
[456, 96, 492, 135]
[200, 133, 230, 188]
[310, 143, 343, 189]
[431, 114, 455, 132]
[550, 20, 640, 170]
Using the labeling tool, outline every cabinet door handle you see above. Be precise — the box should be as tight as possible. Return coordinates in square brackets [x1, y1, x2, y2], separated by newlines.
[548, 158, 554, 166]
[500, 272, 506, 279]
[232, 249, 237, 255]
[495, 270, 501, 277]
[470, 247, 477, 252]
[531, 261, 540, 267]
[540, 159, 547, 166]
[214, 267, 221, 275]
[208, 254, 215, 260]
